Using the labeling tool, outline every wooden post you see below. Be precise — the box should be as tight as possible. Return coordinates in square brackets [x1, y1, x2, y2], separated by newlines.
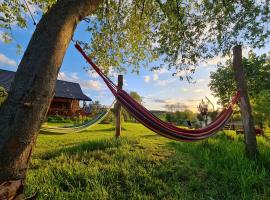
[115, 75, 123, 138]
[232, 45, 258, 158]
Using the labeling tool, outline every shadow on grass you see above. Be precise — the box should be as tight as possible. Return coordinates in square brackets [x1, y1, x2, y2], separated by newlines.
[142, 134, 160, 139]
[41, 137, 138, 160]
[39, 131, 68, 135]
[39, 126, 127, 135]
[81, 126, 127, 133]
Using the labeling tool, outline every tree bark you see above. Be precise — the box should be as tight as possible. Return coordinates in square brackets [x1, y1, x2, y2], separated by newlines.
[0, 0, 102, 198]
[232, 45, 258, 159]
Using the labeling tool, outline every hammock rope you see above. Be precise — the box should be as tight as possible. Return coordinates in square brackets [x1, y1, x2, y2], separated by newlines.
[75, 43, 240, 141]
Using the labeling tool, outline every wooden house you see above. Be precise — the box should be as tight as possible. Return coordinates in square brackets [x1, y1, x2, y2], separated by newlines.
[0, 69, 92, 117]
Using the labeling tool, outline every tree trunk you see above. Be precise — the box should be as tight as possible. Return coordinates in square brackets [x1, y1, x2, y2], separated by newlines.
[232, 45, 258, 159]
[0, 0, 102, 198]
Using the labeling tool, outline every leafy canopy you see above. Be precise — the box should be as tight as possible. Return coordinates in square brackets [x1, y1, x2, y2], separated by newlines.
[1, 0, 270, 77]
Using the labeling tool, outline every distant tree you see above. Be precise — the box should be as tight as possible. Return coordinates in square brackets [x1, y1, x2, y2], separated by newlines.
[129, 91, 142, 104]
[90, 101, 103, 117]
[121, 91, 142, 122]
[182, 109, 196, 121]
[209, 52, 270, 127]
[165, 109, 196, 126]
[253, 91, 270, 128]
[164, 104, 175, 112]
[208, 111, 219, 122]
[165, 113, 174, 123]
[209, 52, 270, 106]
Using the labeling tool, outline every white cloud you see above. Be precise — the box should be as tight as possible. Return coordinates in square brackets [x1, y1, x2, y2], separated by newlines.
[194, 89, 204, 93]
[181, 88, 189, 92]
[80, 80, 103, 90]
[58, 71, 104, 91]
[153, 73, 159, 81]
[153, 68, 169, 74]
[156, 79, 175, 86]
[123, 79, 128, 86]
[70, 72, 79, 80]
[144, 75, 151, 83]
[174, 67, 196, 77]
[154, 98, 179, 105]
[0, 54, 17, 67]
[206, 67, 215, 71]
[175, 71, 186, 77]
[196, 79, 206, 83]
[200, 55, 229, 68]
[87, 70, 99, 78]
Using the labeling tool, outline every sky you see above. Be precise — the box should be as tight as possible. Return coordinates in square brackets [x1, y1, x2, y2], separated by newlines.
[1, 10, 270, 113]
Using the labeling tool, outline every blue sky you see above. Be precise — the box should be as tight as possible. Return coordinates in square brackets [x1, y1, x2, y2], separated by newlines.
[1, 15, 270, 112]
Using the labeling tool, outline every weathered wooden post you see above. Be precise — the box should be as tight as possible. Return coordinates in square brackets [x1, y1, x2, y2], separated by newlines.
[232, 45, 258, 158]
[115, 75, 123, 138]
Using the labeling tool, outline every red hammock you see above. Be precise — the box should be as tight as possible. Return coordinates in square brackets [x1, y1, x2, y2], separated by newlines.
[75, 43, 240, 142]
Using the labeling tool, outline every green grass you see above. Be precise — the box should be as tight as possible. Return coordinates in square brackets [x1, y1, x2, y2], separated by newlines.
[25, 123, 270, 200]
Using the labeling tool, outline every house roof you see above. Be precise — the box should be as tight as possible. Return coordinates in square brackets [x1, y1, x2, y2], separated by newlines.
[0, 69, 92, 101]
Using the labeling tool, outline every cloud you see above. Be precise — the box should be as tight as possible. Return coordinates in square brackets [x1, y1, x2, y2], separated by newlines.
[201, 55, 229, 67]
[194, 89, 204, 93]
[175, 71, 186, 77]
[58, 71, 104, 91]
[153, 74, 159, 81]
[181, 88, 189, 92]
[153, 98, 181, 105]
[87, 70, 99, 78]
[80, 80, 103, 90]
[206, 67, 215, 71]
[156, 79, 175, 86]
[174, 67, 196, 77]
[0, 54, 17, 67]
[153, 68, 169, 74]
[196, 79, 206, 83]
[152, 98, 189, 111]
[144, 75, 151, 83]
[123, 79, 128, 86]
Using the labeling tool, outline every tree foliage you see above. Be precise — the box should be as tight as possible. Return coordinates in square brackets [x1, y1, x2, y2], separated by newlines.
[253, 90, 270, 127]
[122, 91, 142, 122]
[84, 0, 270, 79]
[209, 51, 270, 106]
[3, 1, 270, 79]
[165, 109, 197, 126]
[209, 52, 270, 126]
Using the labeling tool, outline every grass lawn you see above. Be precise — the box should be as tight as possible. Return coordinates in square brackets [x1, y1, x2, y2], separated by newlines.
[25, 123, 270, 200]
